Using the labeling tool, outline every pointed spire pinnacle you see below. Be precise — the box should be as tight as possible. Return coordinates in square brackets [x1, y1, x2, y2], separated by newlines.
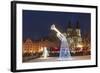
[76, 21, 80, 28]
[68, 20, 72, 28]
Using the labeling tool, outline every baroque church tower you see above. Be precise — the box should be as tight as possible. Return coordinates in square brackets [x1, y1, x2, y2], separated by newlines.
[76, 21, 81, 37]
[75, 21, 82, 46]
[66, 21, 82, 50]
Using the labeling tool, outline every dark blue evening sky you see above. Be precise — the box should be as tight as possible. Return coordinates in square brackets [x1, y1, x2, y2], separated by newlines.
[23, 10, 91, 40]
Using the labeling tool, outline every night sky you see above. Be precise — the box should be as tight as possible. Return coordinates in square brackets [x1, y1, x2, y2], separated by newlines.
[23, 10, 91, 40]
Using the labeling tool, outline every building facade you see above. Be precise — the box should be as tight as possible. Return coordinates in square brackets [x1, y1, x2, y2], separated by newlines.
[65, 21, 82, 52]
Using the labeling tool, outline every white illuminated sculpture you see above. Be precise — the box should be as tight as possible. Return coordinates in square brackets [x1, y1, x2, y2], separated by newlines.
[42, 47, 49, 59]
[51, 24, 71, 60]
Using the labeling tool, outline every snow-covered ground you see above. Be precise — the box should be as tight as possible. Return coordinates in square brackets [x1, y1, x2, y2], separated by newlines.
[24, 55, 90, 63]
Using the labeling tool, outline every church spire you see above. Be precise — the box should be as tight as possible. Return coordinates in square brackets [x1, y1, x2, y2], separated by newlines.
[68, 20, 72, 28]
[76, 21, 80, 29]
